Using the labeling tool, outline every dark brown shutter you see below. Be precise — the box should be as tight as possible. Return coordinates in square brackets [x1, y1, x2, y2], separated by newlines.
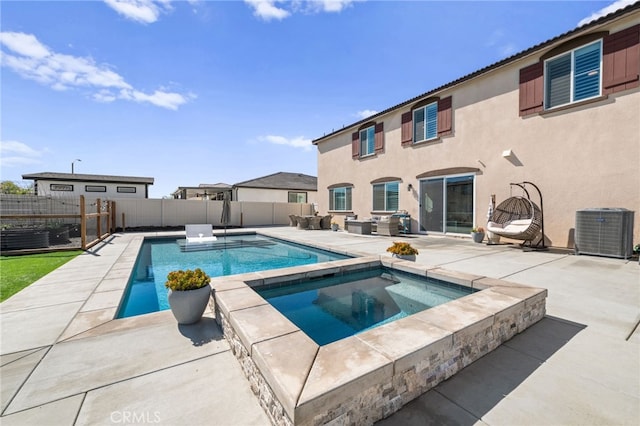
[352, 131, 359, 159]
[437, 96, 452, 136]
[603, 24, 640, 95]
[374, 122, 384, 153]
[519, 62, 544, 116]
[401, 112, 413, 146]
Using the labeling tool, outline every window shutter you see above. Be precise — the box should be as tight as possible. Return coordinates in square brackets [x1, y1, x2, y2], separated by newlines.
[374, 122, 384, 153]
[603, 24, 640, 94]
[437, 96, 452, 136]
[352, 131, 359, 159]
[401, 112, 413, 146]
[519, 62, 543, 116]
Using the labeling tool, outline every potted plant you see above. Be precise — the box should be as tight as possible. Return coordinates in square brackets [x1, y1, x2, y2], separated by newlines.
[331, 221, 339, 231]
[165, 268, 211, 324]
[471, 226, 485, 243]
[386, 241, 419, 261]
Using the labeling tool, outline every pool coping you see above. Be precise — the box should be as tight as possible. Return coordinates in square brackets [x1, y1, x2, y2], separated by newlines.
[212, 256, 547, 426]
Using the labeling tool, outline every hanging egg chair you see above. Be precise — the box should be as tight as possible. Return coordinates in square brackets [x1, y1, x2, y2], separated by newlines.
[486, 181, 545, 249]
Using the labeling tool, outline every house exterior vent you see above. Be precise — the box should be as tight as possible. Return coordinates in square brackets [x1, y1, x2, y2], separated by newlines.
[575, 208, 634, 259]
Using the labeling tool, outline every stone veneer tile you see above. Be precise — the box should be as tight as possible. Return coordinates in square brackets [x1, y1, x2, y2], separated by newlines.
[426, 268, 483, 288]
[356, 316, 453, 374]
[252, 331, 319, 420]
[296, 337, 393, 425]
[229, 305, 299, 354]
[215, 286, 268, 318]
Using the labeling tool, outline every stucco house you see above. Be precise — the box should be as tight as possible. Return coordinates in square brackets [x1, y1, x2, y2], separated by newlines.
[313, 4, 639, 249]
[233, 172, 318, 204]
[171, 183, 232, 200]
[22, 172, 154, 199]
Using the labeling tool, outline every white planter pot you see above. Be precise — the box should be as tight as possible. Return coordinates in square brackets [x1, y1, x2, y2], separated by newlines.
[167, 285, 211, 325]
[393, 253, 416, 261]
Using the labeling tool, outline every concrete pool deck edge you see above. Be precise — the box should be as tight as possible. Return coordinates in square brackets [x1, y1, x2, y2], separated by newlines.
[212, 257, 547, 425]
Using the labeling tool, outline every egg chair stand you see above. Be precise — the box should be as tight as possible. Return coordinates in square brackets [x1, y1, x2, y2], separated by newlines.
[487, 181, 546, 250]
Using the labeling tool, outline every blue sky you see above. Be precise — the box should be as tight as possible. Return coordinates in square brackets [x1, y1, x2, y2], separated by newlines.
[1, 0, 634, 198]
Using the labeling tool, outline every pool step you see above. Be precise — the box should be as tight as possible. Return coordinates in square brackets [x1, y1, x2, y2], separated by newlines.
[176, 238, 276, 252]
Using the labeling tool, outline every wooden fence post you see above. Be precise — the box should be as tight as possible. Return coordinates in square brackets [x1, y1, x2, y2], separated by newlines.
[80, 195, 86, 250]
[96, 198, 101, 239]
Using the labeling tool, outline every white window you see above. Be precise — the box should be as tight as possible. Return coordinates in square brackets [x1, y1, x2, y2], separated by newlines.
[329, 187, 352, 211]
[360, 126, 375, 156]
[413, 102, 438, 142]
[545, 40, 602, 109]
[373, 182, 399, 211]
[288, 192, 307, 203]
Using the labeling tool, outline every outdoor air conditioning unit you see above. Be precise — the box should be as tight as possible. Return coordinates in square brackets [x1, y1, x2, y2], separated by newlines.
[575, 208, 634, 259]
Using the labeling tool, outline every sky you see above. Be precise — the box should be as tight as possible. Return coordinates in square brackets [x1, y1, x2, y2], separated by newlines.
[1, 0, 636, 198]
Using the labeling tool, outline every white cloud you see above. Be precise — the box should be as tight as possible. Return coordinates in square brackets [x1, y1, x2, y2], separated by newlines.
[245, 0, 357, 21]
[356, 109, 378, 119]
[0, 31, 193, 110]
[103, 0, 173, 24]
[0, 141, 45, 168]
[258, 135, 313, 151]
[577, 0, 638, 27]
[245, 0, 290, 21]
[306, 0, 355, 13]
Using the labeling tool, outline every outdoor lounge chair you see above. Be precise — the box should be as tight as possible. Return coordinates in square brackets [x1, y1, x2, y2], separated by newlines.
[185, 224, 217, 243]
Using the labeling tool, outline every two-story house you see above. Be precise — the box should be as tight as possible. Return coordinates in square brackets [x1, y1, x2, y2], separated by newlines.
[313, 4, 639, 249]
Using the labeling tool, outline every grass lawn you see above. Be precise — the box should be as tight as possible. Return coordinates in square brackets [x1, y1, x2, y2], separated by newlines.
[0, 251, 83, 302]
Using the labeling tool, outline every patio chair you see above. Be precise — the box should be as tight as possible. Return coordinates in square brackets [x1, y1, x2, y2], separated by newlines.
[289, 215, 298, 227]
[376, 216, 400, 236]
[296, 216, 310, 230]
[309, 216, 323, 230]
[320, 215, 332, 229]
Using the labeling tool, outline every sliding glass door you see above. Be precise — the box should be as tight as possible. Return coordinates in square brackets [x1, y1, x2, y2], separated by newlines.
[420, 175, 474, 234]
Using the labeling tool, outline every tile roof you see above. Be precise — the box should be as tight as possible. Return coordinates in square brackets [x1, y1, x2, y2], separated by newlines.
[234, 172, 317, 191]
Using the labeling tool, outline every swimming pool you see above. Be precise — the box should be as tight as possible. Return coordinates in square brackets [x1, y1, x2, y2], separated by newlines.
[116, 234, 349, 318]
[257, 267, 475, 345]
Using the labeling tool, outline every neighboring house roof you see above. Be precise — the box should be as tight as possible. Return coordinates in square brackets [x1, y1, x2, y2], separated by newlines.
[22, 172, 154, 185]
[170, 183, 232, 197]
[234, 172, 317, 191]
[313, 1, 640, 144]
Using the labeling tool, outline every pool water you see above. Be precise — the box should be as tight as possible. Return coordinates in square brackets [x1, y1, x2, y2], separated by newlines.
[257, 267, 476, 345]
[117, 234, 349, 318]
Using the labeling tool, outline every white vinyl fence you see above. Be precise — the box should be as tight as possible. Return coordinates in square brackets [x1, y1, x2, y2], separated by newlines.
[113, 199, 314, 229]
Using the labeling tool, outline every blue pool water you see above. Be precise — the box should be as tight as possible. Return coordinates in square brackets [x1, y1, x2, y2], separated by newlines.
[257, 267, 476, 345]
[117, 234, 349, 318]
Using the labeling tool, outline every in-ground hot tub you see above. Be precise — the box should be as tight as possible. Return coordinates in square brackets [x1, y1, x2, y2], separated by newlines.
[212, 256, 547, 426]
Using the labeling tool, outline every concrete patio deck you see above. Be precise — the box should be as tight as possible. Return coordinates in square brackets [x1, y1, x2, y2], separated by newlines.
[1, 226, 638, 425]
